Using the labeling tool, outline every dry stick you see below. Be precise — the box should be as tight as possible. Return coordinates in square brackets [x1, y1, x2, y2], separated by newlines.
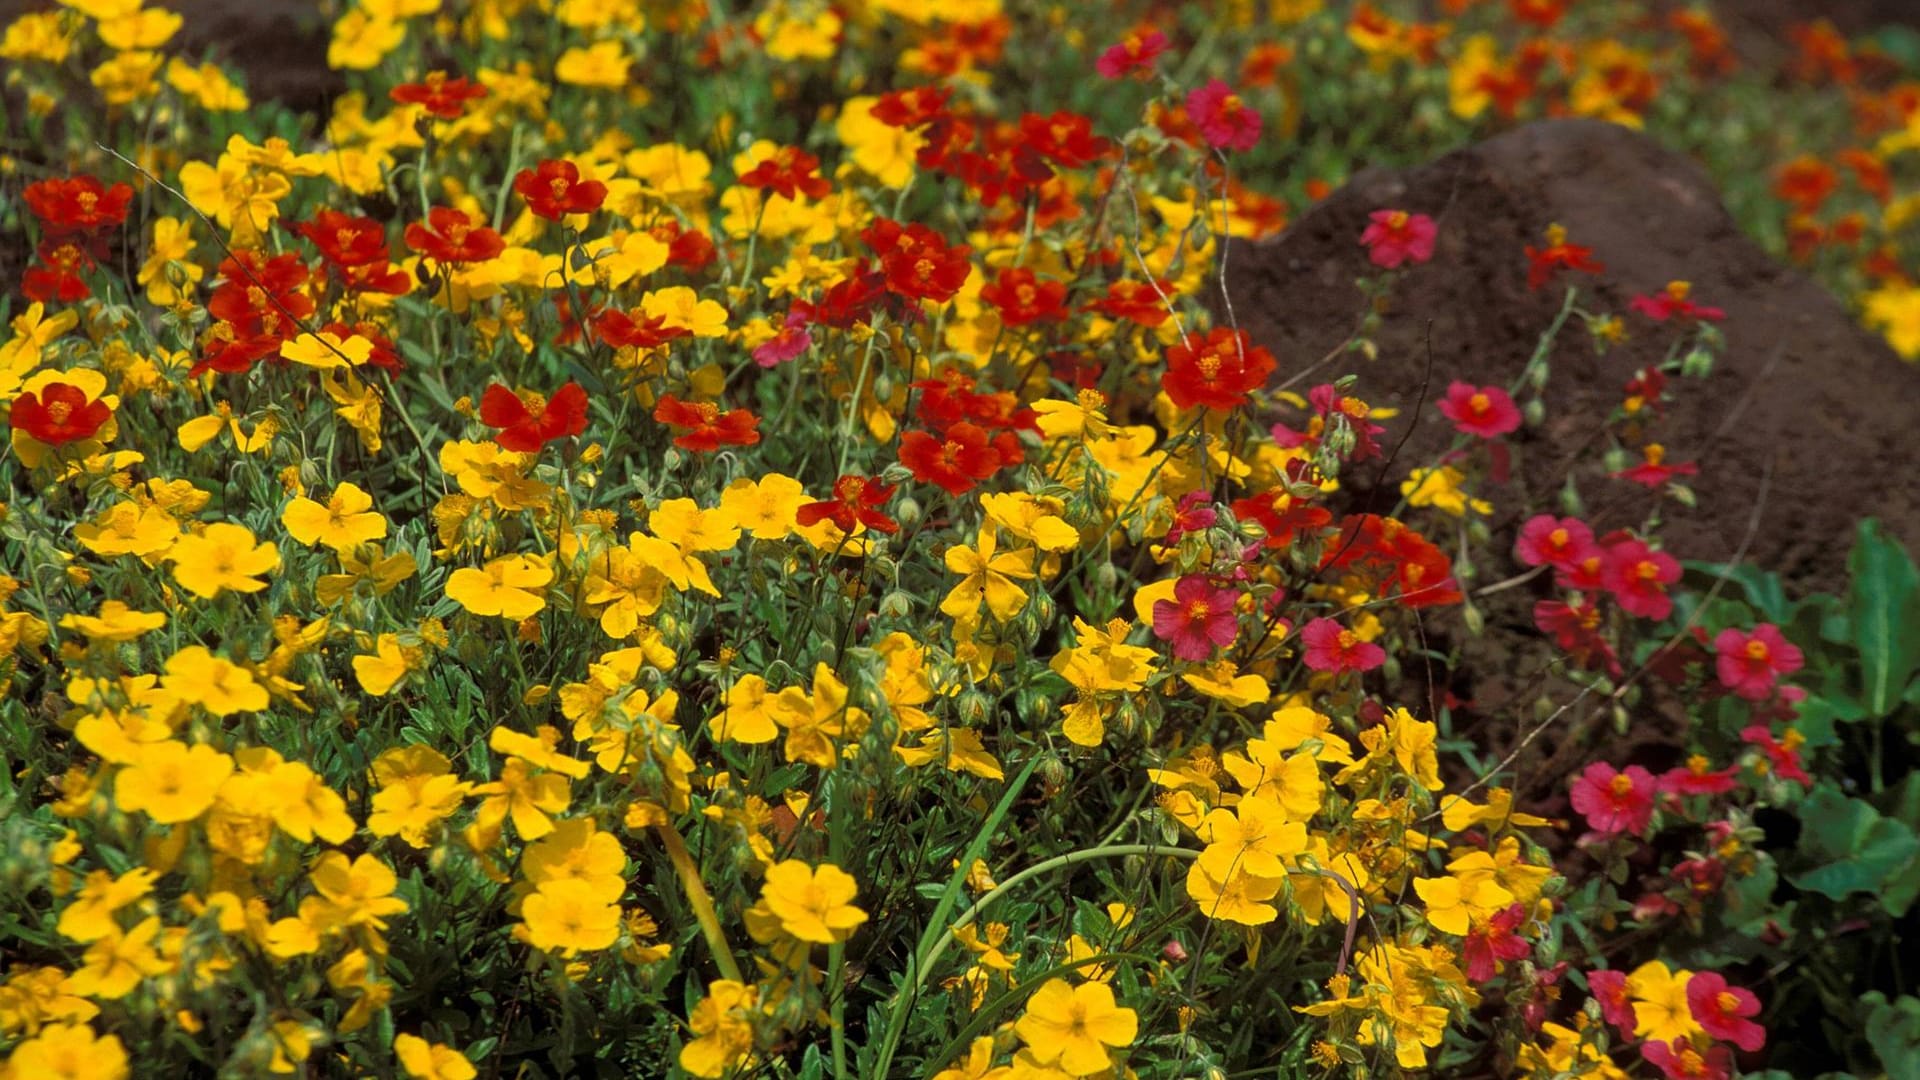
[1427, 455, 1776, 817]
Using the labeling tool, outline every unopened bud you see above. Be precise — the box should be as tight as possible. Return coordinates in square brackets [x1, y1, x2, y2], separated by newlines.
[894, 496, 922, 527]
[1680, 347, 1714, 379]
[878, 591, 914, 618]
[1523, 398, 1547, 427]
[1462, 603, 1485, 635]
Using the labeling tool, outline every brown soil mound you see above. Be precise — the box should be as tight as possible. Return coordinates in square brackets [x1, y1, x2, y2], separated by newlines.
[1225, 117, 1920, 599]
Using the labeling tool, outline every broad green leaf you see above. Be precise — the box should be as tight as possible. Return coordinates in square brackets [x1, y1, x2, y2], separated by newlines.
[1791, 786, 1920, 914]
[1686, 559, 1788, 623]
[1864, 992, 1920, 1080]
[1847, 519, 1920, 715]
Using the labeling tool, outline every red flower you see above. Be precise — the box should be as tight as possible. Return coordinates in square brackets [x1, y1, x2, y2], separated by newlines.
[390, 70, 488, 119]
[1613, 443, 1700, 488]
[1624, 367, 1669, 415]
[1162, 327, 1276, 411]
[1569, 762, 1656, 837]
[1152, 575, 1241, 661]
[479, 382, 590, 452]
[1603, 538, 1681, 620]
[1714, 623, 1804, 701]
[648, 219, 718, 270]
[1272, 384, 1387, 461]
[1437, 381, 1521, 439]
[1534, 599, 1622, 676]
[1186, 78, 1262, 151]
[297, 209, 391, 268]
[871, 85, 952, 129]
[652, 394, 760, 452]
[738, 145, 832, 201]
[322, 321, 402, 372]
[1660, 754, 1739, 796]
[979, 267, 1068, 326]
[1461, 903, 1532, 983]
[1643, 1038, 1732, 1080]
[1084, 278, 1172, 326]
[898, 422, 1004, 496]
[1524, 224, 1605, 289]
[861, 218, 973, 303]
[514, 159, 608, 221]
[23, 241, 93, 303]
[10, 382, 111, 445]
[1359, 208, 1437, 268]
[1741, 724, 1811, 785]
[1231, 489, 1331, 550]
[1509, 0, 1569, 28]
[1096, 28, 1168, 78]
[752, 311, 813, 368]
[404, 207, 506, 264]
[1587, 969, 1636, 1034]
[338, 261, 413, 296]
[1515, 514, 1597, 572]
[594, 308, 691, 350]
[1300, 616, 1386, 674]
[23, 175, 133, 237]
[194, 252, 314, 376]
[1018, 111, 1111, 170]
[797, 475, 899, 535]
[1161, 491, 1217, 546]
[1630, 280, 1724, 322]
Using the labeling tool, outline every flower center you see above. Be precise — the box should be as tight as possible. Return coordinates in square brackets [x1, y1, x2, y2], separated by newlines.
[1185, 599, 1212, 622]
[1744, 639, 1770, 662]
[1608, 773, 1634, 796]
[1716, 990, 1741, 1014]
[46, 400, 73, 425]
[1469, 392, 1490, 414]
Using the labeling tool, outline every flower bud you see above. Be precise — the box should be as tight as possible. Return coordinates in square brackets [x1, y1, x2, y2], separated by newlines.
[1680, 347, 1714, 379]
[894, 496, 922, 527]
[1462, 603, 1485, 635]
[1522, 398, 1547, 427]
[878, 591, 914, 618]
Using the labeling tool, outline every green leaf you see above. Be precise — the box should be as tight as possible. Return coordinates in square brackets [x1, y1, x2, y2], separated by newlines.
[1846, 519, 1920, 716]
[1790, 786, 1920, 915]
[1686, 559, 1788, 623]
[1863, 992, 1920, 1080]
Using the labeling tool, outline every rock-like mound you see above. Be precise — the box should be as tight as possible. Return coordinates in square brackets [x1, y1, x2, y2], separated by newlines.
[1225, 118, 1920, 595]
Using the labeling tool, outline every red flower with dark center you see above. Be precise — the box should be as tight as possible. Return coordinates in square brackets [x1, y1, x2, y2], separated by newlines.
[1186, 78, 1262, 151]
[193, 252, 315, 376]
[1437, 381, 1522, 439]
[861, 218, 973, 303]
[1602, 538, 1681, 620]
[23, 175, 133, 237]
[1162, 327, 1276, 411]
[338, 261, 413, 296]
[1161, 491, 1217, 547]
[1300, 617, 1386, 674]
[390, 69, 488, 119]
[979, 266, 1068, 326]
[297, 209, 391, 268]
[1152, 575, 1241, 661]
[1461, 903, 1531, 983]
[1508, 0, 1568, 29]
[1084, 278, 1172, 326]
[479, 382, 590, 452]
[1096, 28, 1168, 79]
[1360, 208, 1438, 268]
[1741, 724, 1811, 785]
[1569, 762, 1656, 836]
[1623, 367, 1668, 415]
[1018, 111, 1111, 169]
[739, 146, 832, 201]
[514, 159, 608, 221]
[796, 475, 899, 535]
[23, 241, 94, 303]
[594, 308, 691, 350]
[10, 382, 111, 445]
[652, 394, 761, 452]
[1713, 623, 1803, 701]
[898, 422, 1003, 496]
[404, 207, 506, 264]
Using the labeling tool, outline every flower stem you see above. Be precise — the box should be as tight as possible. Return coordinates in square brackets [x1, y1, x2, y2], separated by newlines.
[654, 820, 744, 984]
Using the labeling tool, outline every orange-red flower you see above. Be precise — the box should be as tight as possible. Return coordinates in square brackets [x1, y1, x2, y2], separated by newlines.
[979, 267, 1067, 326]
[898, 422, 1003, 495]
[513, 159, 608, 221]
[479, 382, 590, 452]
[23, 175, 133, 237]
[861, 218, 972, 304]
[796, 475, 898, 535]
[10, 381, 112, 446]
[404, 207, 506, 264]
[1161, 327, 1275, 411]
[652, 394, 761, 452]
[738, 146, 832, 201]
[390, 69, 488, 119]
[24, 241, 93, 303]
[1084, 278, 1173, 326]
[297, 209, 392, 268]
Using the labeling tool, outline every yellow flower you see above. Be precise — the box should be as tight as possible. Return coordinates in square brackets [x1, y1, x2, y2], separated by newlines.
[265, 760, 356, 845]
[329, 9, 406, 70]
[522, 818, 628, 903]
[640, 286, 729, 338]
[0, 13, 73, 65]
[279, 331, 374, 370]
[164, 58, 248, 111]
[446, 554, 552, 619]
[0, 967, 98, 1036]
[775, 663, 866, 768]
[114, 741, 234, 823]
[367, 746, 472, 848]
[1386, 707, 1442, 791]
[759, 860, 868, 944]
[941, 527, 1036, 622]
[394, 1034, 477, 1080]
[520, 879, 622, 956]
[162, 645, 268, 716]
[1399, 465, 1491, 518]
[1196, 794, 1308, 880]
[62, 917, 170, 999]
[1013, 978, 1138, 1077]
[56, 868, 157, 943]
[718, 474, 806, 540]
[282, 482, 388, 550]
[755, 0, 842, 61]
[711, 673, 791, 744]
[167, 522, 280, 599]
[1413, 875, 1516, 936]
[1864, 282, 1920, 360]
[2, 1021, 130, 1079]
[135, 216, 202, 306]
[679, 980, 759, 1078]
[60, 601, 164, 644]
[97, 6, 181, 50]
[308, 852, 410, 932]
[1626, 961, 1704, 1045]
[74, 502, 179, 560]
[836, 94, 923, 189]
[353, 633, 416, 696]
[555, 40, 630, 87]
[1185, 860, 1284, 926]
[90, 50, 163, 107]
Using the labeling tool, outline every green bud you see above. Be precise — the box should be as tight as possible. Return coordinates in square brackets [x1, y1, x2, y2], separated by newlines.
[894, 496, 922, 527]
[1462, 603, 1485, 635]
[1680, 347, 1714, 379]
[1523, 398, 1547, 428]
[878, 591, 914, 618]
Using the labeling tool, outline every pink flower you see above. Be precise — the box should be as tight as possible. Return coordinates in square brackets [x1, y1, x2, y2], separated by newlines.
[1359, 208, 1437, 268]
[1299, 617, 1386, 674]
[1161, 490, 1217, 546]
[1630, 280, 1725, 323]
[1515, 514, 1597, 572]
[1534, 599, 1622, 677]
[1569, 762, 1657, 837]
[1602, 538, 1681, 621]
[1686, 972, 1765, 1052]
[1152, 575, 1241, 661]
[752, 310, 813, 368]
[1186, 78, 1262, 152]
[1660, 754, 1739, 796]
[1643, 1037, 1732, 1080]
[1437, 381, 1522, 439]
[1461, 904, 1532, 983]
[1096, 29, 1168, 79]
[1612, 443, 1700, 488]
[1713, 623, 1803, 701]
[1587, 969, 1636, 1034]
[1740, 724, 1811, 786]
